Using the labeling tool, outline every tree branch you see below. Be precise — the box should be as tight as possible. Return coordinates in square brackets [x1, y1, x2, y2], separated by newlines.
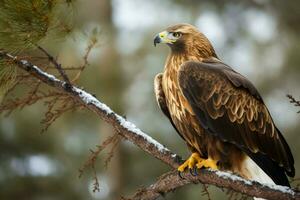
[0, 51, 299, 200]
[127, 170, 299, 200]
[37, 45, 71, 85]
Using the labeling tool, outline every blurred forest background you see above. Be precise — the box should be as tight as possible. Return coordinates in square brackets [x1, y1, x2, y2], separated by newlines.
[0, 0, 300, 199]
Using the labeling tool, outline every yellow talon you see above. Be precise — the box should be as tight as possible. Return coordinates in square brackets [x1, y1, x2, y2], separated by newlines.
[178, 153, 218, 173]
[196, 158, 218, 170]
[178, 161, 188, 172]
[178, 152, 204, 172]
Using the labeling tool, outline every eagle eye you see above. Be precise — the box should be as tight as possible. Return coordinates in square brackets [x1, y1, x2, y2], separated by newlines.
[172, 32, 182, 38]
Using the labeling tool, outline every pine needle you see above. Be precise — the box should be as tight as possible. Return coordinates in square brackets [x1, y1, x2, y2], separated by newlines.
[0, 0, 74, 52]
[0, 61, 17, 101]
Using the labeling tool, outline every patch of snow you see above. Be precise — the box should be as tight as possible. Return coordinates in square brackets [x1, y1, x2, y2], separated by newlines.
[72, 87, 170, 154]
[215, 170, 252, 185]
[72, 87, 113, 115]
[20, 60, 58, 81]
[263, 183, 295, 195]
[214, 170, 295, 195]
[117, 115, 170, 153]
[171, 154, 178, 158]
[33, 66, 57, 80]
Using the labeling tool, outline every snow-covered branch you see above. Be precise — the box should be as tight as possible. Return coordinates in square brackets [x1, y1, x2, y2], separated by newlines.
[0, 51, 299, 200]
[127, 170, 298, 200]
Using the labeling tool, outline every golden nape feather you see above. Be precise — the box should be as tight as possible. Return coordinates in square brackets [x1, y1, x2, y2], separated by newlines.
[153, 23, 294, 187]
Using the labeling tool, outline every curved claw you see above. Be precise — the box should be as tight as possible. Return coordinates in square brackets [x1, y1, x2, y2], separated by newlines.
[178, 171, 184, 179]
[189, 167, 198, 176]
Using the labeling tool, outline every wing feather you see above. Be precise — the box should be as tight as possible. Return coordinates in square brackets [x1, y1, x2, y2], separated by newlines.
[178, 60, 295, 179]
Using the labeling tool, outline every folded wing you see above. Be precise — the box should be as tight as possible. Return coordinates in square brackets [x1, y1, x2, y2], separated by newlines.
[178, 60, 294, 186]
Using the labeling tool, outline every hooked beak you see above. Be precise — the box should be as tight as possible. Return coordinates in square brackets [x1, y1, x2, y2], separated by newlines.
[154, 31, 174, 47]
[154, 35, 161, 47]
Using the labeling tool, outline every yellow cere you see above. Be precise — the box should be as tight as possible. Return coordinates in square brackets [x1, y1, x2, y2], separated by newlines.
[158, 31, 176, 44]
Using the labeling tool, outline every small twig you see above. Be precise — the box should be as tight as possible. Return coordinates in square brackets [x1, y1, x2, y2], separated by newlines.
[78, 134, 120, 193]
[201, 184, 212, 200]
[37, 45, 71, 85]
[91, 164, 100, 193]
[72, 38, 96, 82]
[41, 95, 81, 133]
[104, 134, 121, 169]
[0, 91, 62, 115]
[79, 134, 119, 178]
[287, 94, 300, 113]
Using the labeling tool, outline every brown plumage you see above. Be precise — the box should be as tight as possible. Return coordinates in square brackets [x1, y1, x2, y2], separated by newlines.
[154, 23, 294, 186]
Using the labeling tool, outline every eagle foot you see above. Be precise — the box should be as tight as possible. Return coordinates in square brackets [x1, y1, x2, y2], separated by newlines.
[177, 153, 218, 178]
[196, 158, 218, 170]
[177, 152, 204, 177]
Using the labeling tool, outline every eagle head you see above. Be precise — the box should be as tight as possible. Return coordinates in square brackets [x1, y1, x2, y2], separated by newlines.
[154, 23, 217, 57]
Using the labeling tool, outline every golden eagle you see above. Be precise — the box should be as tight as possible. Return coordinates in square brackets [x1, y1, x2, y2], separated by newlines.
[153, 23, 294, 187]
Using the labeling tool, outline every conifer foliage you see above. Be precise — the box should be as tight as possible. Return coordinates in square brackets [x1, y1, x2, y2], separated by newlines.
[0, 0, 74, 100]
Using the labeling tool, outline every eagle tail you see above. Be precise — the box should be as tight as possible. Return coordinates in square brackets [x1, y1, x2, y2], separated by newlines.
[244, 152, 290, 187]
